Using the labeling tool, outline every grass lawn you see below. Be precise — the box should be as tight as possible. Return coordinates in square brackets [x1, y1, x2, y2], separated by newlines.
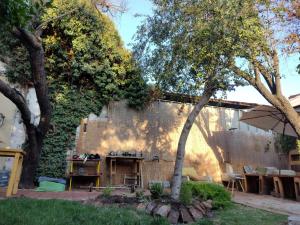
[0, 198, 287, 225]
[0, 198, 168, 225]
[195, 203, 287, 225]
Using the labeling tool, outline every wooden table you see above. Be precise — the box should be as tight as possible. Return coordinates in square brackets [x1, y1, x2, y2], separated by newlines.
[244, 174, 275, 195]
[245, 173, 300, 200]
[106, 155, 144, 188]
[67, 159, 101, 191]
[273, 175, 298, 199]
[0, 148, 26, 197]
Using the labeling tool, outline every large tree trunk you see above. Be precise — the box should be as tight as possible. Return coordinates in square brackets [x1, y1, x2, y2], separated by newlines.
[171, 87, 214, 200]
[13, 29, 51, 187]
[20, 126, 43, 188]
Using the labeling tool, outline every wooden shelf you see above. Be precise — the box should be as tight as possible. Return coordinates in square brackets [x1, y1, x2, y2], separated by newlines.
[68, 174, 101, 177]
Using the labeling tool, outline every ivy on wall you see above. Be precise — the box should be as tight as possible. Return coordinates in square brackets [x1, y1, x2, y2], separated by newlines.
[0, 0, 149, 178]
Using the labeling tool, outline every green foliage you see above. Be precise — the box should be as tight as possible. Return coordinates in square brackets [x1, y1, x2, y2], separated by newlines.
[149, 183, 164, 199]
[0, 0, 51, 29]
[134, 0, 263, 95]
[102, 186, 113, 197]
[0, 0, 32, 28]
[0, 198, 169, 225]
[192, 204, 287, 225]
[1, 0, 149, 178]
[183, 181, 231, 209]
[275, 134, 299, 154]
[36, 0, 149, 178]
[179, 182, 193, 205]
[135, 190, 145, 201]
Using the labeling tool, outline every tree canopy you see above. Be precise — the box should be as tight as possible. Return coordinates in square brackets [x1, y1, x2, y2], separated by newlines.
[134, 0, 300, 137]
[0, 0, 149, 178]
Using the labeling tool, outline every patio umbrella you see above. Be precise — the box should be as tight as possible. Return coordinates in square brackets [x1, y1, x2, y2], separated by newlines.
[239, 105, 298, 137]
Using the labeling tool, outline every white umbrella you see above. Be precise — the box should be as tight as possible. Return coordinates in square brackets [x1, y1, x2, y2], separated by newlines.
[239, 105, 298, 137]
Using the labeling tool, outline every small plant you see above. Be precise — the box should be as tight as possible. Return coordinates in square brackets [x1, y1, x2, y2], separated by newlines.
[136, 190, 145, 202]
[180, 182, 193, 205]
[188, 181, 231, 209]
[102, 186, 112, 197]
[150, 183, 164, 199]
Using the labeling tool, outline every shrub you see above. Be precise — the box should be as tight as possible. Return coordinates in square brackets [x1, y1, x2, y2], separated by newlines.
[136, 190, 145, 202]
[180, 182, 193, 205]
[150, 183, 164, 199]
[102, 186, 112, 197]
[184, 181, 231, 209]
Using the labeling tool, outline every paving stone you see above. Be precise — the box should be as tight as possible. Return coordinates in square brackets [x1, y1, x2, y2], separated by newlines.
[202, 201, 212, 209]
[145, 202, 157, 214]
[188, 206, 203, 220]
[180, 206, 194, 223]
[136, 203, 146, 211]
[193, 202, 206, 215]
[155, 204, 171, 217]
[167, 208, 179, 224]
[288, 216, 300, 225]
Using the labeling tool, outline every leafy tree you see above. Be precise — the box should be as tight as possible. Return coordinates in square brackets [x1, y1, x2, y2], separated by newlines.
[135, 0, 299, 199]
[134, 0, 244, 199]
[0, 0, 146, 185]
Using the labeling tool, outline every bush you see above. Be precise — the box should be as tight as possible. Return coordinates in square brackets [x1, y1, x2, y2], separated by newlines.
[150, 183, 164, 199]
[136, 190, 146, 202]
[102, 186, 112, 197]
[182, 181, 231, 209]
[180, 182, 193, 205]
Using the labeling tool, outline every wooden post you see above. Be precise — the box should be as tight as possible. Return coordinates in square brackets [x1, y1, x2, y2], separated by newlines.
[6, 153, 20, 197]
[13, 154, 23, 194]
[294, 177, 300, 201]
[69, 161, 73, 191]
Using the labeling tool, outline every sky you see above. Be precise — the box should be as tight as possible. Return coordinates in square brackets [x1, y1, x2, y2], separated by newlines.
[112, 0, 299, 105]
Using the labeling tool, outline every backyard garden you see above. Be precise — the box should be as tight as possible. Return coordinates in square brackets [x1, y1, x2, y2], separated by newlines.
[0, 182, 288, 225]
[0, 0, 299, 225]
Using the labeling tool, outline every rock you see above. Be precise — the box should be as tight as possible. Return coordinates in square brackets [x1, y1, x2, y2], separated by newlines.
[206, 199, 212, 204]
[188, 206, 203, 220]
[202, 201, 212, 209]
[145, 202, 157, 214]
[136, 203, 146, 211]
[180, 206, 194, 223]
[153, 204, 163, 215]
[168, 208, 179, 224]
[193, 202, 206, 215]
[155, 204, 171, 217]
[288, 216, 300, 225]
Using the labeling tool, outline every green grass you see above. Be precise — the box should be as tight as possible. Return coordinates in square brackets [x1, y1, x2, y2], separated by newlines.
[0, 199, 287, 225]
[0, 198, 168, 225]
[194, 203, 287, 225]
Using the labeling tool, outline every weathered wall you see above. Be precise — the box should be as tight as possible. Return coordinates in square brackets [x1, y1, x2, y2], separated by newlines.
[0, 62, 39, 170]
[76, 100, 288, 186]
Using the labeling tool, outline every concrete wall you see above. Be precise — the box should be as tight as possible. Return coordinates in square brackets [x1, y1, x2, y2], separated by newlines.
[76, 100, 288, 186]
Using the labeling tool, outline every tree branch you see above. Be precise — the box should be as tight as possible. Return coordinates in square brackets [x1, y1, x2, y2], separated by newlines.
[272, 50, 282, 96]
[0, 79, 31, 127]
[12, 28, 51, 137]
[12, 28, 41, 49]
[252, 58, 275, 93]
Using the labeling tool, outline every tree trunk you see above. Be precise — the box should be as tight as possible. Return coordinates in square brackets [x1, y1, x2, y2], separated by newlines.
[171, 88, 214, 200]
[20, 126, 42, 188]
[11, 28, 51, 187]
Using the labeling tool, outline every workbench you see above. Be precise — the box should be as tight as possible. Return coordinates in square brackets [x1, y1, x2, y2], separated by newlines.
[0, 148, 26, 197]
